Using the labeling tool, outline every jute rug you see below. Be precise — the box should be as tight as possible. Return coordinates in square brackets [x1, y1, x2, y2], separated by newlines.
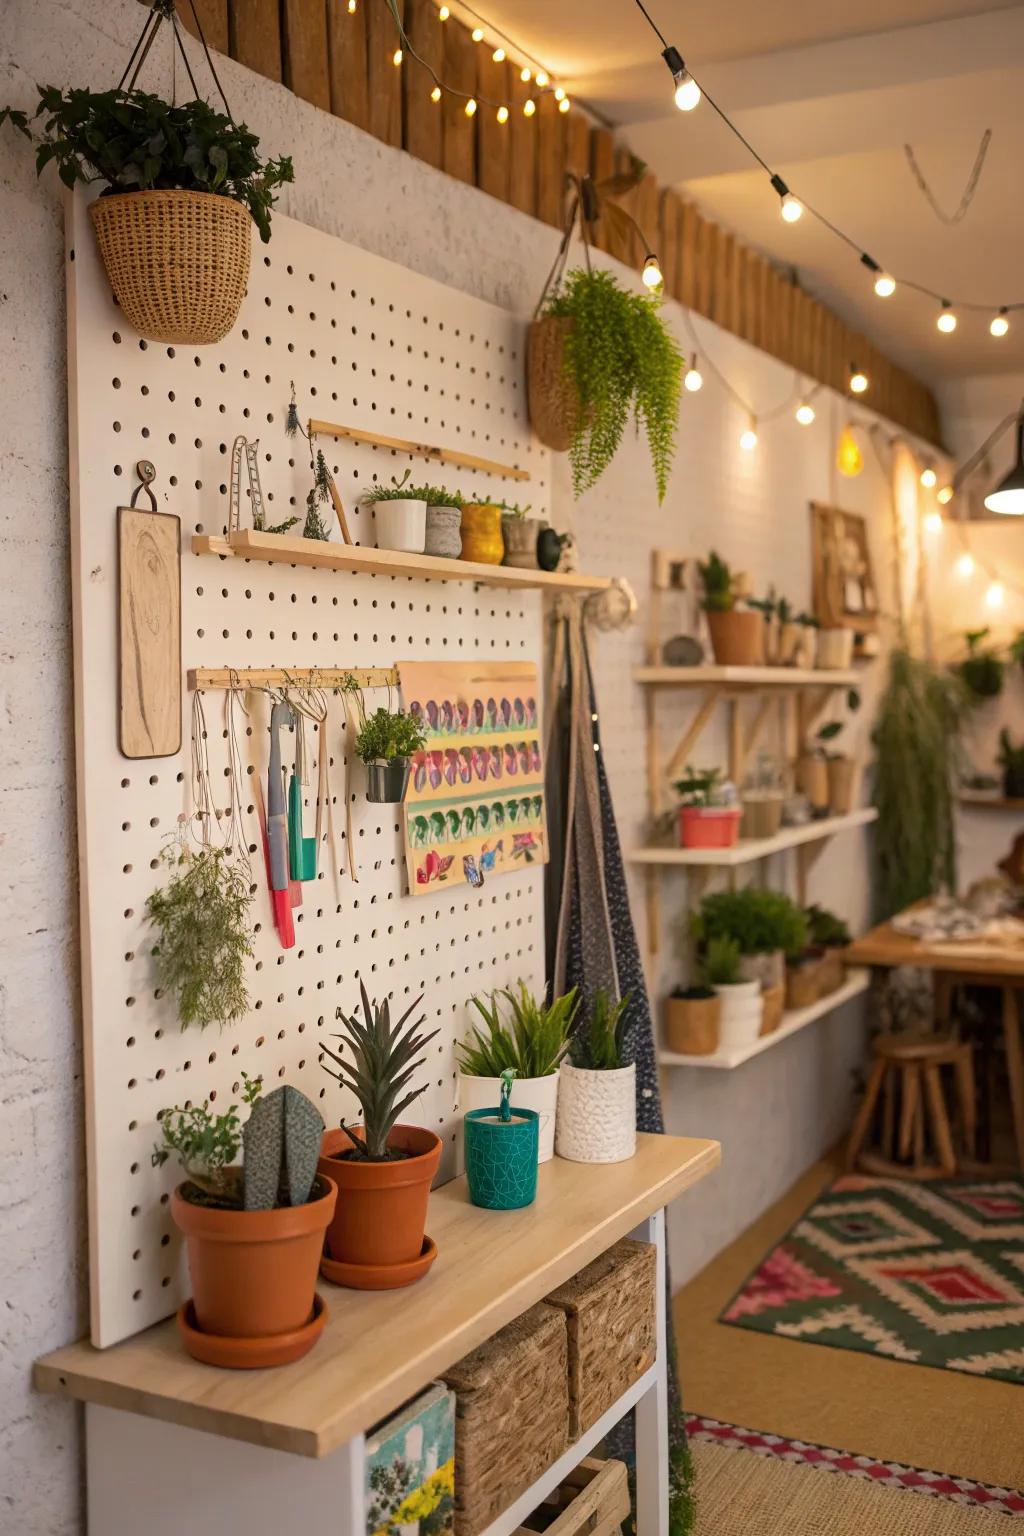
[692, 1438, 1016, 1534]
[720, 1174, 1024, 1384]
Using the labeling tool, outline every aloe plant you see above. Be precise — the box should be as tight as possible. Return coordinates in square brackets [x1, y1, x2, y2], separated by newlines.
[321, 983, 439, 1160]
[458, 983, 578, 1078]
[570, 989, 631, 1070]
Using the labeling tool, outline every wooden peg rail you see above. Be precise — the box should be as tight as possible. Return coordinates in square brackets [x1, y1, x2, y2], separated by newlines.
[187, 667, 399, 691]
[307, 418, 531, 482]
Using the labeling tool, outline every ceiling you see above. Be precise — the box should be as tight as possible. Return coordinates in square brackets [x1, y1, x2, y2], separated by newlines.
[457, 1, 1024, 383]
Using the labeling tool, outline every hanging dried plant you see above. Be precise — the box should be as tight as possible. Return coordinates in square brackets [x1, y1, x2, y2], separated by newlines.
[146, 842, 254, 1029]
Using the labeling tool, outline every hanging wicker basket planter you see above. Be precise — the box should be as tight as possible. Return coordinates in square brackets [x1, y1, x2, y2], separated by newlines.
[527, 314, 580, 452]
[89, 188, 252, 345]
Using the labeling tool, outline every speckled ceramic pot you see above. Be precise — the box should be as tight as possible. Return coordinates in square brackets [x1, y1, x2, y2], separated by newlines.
[555, 1061, 636, 1164]
[502, 515, 541, 569]
[425, 505, 462, 559]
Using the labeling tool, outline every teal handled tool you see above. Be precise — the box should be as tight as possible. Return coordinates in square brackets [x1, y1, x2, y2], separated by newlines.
[288, 716, 318, 881]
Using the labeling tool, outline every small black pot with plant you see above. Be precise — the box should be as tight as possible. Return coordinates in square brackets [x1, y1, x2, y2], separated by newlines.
[957, 628, 1005, 700]
[342, 674, 428, 804]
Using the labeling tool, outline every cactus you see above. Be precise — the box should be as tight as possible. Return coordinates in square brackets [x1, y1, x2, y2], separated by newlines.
[242, 1084, 324, 1210]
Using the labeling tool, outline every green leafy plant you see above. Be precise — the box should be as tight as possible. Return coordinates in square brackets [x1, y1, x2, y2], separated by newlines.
[697, 551, 735, 613]
[543, 267, 682, 501]
[674, 766, 724, 806]
[362, 470, 425, 503]
[341, 674, 428, 762]
[957, 628, 1005, 699]
[413, 484, 464, 508]
[816, 688, 862, 755]
[872, 647, 967, 918]
[303, 448, 332, 541]
[748, 588, 778, 620]
[458, 983, 579, 1078]
[796, 611, 820, 629]
[998, 728, 1024, 796]
[1, 87, 292, 241]
[145, 842, 254, 1029]
[151, 1071, 262, 1204]
[804, 904, 851, 948]
[776, 596, 793, 624]
[321, 982, 440, 1160]
[700, 934, 743, 987]
[694, 888, 808, 957]
[466, 496, 533, 516]
[570, 988, 631, 1070]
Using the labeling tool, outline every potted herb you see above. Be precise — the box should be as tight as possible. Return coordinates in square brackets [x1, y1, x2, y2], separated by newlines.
[555, 990, 636, 1163]
[145, 841, 253, 1029]
[416, 484, 464, 559]
[813, 688, 862, 814]
[776, 597, 802, 666]
[457, 983, 579, 1163]
[317, 985, 441, 1288]
[795, 612, 819, 669]
[697, 551, 765, 666]
[958, 628, 1005, 699]
[701, 934, 762, 1049]
[998, 728, 1024, 799]
[674, 765, 741, 849]
[342, 674, 428, 804]
[784, 946, 828, 1010]
[748, 589, 780, 665]
[464, 1068, 540, 1210]
[153, 1075, 334, 1367]
[458, 496, 506, 566]
[530, 267, 682, 501]
[805, 903, 851, 993]
[363, 471, 428, 554]
[2, 85, 292, 344]
[740, 755, 785, 840]
[694, 887, 807, 997]
[498, 502, 543, 571]
[664, 982, 721, 1057]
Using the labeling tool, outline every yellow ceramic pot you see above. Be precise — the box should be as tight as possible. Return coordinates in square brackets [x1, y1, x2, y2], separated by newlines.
[459, 503, 505, 565]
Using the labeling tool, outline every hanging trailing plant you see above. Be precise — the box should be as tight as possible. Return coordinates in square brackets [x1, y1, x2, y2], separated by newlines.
[146, 842, 254, 1029]
[542, 267, 682, 501]
[303, 448, 333, 541]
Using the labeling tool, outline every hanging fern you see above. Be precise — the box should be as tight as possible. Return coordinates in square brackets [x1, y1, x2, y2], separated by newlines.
[544, 267, 682, 501]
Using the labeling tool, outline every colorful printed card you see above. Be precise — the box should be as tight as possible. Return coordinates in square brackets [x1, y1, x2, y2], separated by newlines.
[399, 660, 548, 894]
[365, 1381, 455, 1536]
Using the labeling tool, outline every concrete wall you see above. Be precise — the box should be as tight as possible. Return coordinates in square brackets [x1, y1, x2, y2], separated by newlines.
[0, 2, 943, 1528]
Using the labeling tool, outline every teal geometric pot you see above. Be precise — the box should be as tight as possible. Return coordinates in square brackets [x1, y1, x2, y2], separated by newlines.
[463, 1107, 539, 1210]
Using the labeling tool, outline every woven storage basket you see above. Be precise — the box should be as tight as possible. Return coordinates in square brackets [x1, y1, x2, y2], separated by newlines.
[443, 1303, 569, 1536]
[89, 188, 252, 345]
[545, 1239, 656, 1438]
[527, 316, 579, 451]
[513, 1457, 629, 1536]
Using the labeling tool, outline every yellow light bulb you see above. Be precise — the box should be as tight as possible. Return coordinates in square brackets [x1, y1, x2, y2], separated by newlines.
[674, 73, 700, 110]
[837, 425, 863, 477]
[496, 105, 509, 124]
[520, 66, 531, 82]
[919, 466, 937, 488]
[795, 401, 815, 426]
[955, 552, 975, 578]
[991, 312, 1010, 337]
[347, 0, 357, 12]
[558, 96, 570, 112]
[392, 47, 403, 65]
[464, 97, 477, 116]
[430, 85, 442, 102]
[535, 70, 549, 87]
[937, 485, 954, 505]
[986, 581, 1005, 609]
[523, 98, 536, 117]
[642, 254, 663, 290]
[740, 425, 758, 452]
[684, 363, 703, 393]
[849, 369, 868, 394]
[554, 86, 566, 101]
[874, 273, 896, 298]
[438, 3, 449, 16]
[937, 306, 957, 333]
[925, 510, 943, 533]
[492, 47, 505, 61]
[780, 194, 803, 223]
[471, 26, 484, 41]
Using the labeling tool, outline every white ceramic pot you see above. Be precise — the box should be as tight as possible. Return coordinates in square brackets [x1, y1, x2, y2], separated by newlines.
[816, 627, 855, 670]
[373, 497, 427, 554]
[555, 1061, 636, 1164]
[457, 1070, 559, 1165]
[713, 980, 763, 1049]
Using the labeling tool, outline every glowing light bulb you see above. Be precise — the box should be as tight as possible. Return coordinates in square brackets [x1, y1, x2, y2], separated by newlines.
[874, 273, 896, 298]
[920, 466, 937, 488]
[674, 72, 700, 111]
[520, 66, 532, 82]
[523, 98, 536, 117]
[535, 70, 549, 87]
[464, 97, 477, 116]
[554, 86, 566, 101]
[683, 357, 703, 392]
[925, 510, 943, 533]
[496, 105, 509, 124]
[492, 47, 505, 61]
[991, 310, 1010, 338]
[986, 580, 1005, 609]
[430, 85, 442, 102]
[937, 304, 957, 333]
[642, 254, 663, 290]
[937, 485, 954, 505]
[471, 26, 484, 41]
[438, 3, 449, 16]
[837, 425, 863, 477]
[740, 424, 758, 452]
[780, 194, 803, 223]
[392, 47, 403, 65]
[795, 401, 816, 426]
[955, 552, 975, 578]
[849, 368, 868, 395]
[347, 0, 357, 12]
[558, 96, 570, 112]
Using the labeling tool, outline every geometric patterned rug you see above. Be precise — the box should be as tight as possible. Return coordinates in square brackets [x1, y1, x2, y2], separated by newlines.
[720, 1175, 1024, 1385]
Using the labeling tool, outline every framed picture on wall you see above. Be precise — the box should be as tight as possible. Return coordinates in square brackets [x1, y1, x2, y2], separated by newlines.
[810, 502, 879, 633]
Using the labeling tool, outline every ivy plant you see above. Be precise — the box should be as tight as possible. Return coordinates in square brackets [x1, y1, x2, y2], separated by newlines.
[145, 842, 254, 1029]
[543, 267, 682, 501]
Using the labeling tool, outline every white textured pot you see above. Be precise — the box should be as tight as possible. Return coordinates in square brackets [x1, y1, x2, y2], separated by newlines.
[816, 627, 855, 670]
[714, 981, 763, 1049]
[373, 497, 427, 553]
[457, 1070, 559, 1165]
[555, 1061, 636, 1164]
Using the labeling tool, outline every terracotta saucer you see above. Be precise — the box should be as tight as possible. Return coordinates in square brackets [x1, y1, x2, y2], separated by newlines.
[176, 1293, 328, 1369]
[320, 1235, 438, 1290]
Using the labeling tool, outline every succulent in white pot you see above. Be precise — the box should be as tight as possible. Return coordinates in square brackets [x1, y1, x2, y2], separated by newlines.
[456, 983, 578, 1165]
[362, 470, 427, 554]
[703, 936, 762, 1049]
[556, 990, 636, 1165]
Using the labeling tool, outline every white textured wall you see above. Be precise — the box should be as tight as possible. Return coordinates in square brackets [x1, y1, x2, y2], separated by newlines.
[1, 1, 943, 1528]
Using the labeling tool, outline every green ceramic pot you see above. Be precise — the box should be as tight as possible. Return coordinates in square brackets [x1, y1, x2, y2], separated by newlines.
[463, 1106, 539, 1210]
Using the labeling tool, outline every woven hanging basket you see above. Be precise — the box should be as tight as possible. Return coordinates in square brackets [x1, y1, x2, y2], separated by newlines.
[89, 188, 252, 345]
[527, 314, 581, 452]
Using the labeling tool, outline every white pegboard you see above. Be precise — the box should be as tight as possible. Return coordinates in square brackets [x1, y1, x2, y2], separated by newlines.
[65, 190, 550, 1347]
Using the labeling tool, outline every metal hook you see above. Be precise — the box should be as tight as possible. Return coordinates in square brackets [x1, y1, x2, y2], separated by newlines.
[129, 459, 158, 512]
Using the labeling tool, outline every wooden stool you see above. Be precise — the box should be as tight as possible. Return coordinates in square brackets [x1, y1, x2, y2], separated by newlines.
[846, 1033, 976, 1180]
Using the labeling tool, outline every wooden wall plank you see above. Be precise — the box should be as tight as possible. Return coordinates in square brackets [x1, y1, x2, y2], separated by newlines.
[589, 128, 614, 252]
[282, 0, 330, 111]
[536, 95, 567, 229]
[604, 147, 635, 263]
[659, 191, 682, 302]
[695, 219, 715, 318]
[442, 15, 477, 185]
[563, 111, 590, 193]
[228, 0, 281, 81]
[508, 72, 537, 219]
[634, 172, 658, 264]
[178, 0, 229, 54]
[327, 0, 369, 130]
[367, 0, 403, 148]
[476, 55, 511, 202]
[402, 0, 442, 169]
[679, 202, 698, 310]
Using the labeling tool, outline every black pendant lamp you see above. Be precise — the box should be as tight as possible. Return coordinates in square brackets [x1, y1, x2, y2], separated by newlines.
[985, 409, 1024, 515]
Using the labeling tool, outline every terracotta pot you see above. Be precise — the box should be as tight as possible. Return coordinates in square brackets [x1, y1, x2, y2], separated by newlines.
[502, 515, 541, 569]
[828, 756, 857, 814]
[679, 805, 742, 848]
[318, 1124, 441, 1271]
[171, 1176, 336, 1341]
[459, 503, 505, 565]
[760, 982, 786, 1036]
[706, 609, 765, 666]
[797, 753, 830, 813]
[664, 993, 721, 1056]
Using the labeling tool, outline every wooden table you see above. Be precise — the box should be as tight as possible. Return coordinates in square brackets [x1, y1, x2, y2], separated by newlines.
[846, 916, 1024, 1168]
[36, 1133, 719, 1536]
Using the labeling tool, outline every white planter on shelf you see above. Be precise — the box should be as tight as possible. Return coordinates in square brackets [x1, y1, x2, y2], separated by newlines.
[457, 1070, 560, 1164]
[713, 980, 763, 1050]
[555, 1061, 636, 1164]
[816, 627, 855, 670]
[372, 497, 427, 554]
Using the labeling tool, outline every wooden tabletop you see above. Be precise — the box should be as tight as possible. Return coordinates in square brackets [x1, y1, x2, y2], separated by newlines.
[846, 917, 1024, 979]
[35, 1133, 719, 1459]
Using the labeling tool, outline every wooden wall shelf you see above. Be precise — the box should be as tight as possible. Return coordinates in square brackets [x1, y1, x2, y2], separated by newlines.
[193, 530, 611, 594]
[659, 968, 871, 1070]
[635, 664, 861, 689]
[630, 809, 878, 869]
[958, 794, 1024, 813]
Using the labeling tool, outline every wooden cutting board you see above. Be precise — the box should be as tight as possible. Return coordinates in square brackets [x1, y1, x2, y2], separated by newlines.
[118, 505, 182, 758]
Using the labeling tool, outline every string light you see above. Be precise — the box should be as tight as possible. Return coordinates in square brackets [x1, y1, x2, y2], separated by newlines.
[471, 27, 484, 41]
[991, 309, 1010, 338]
[924, 510, 943, 533]
[558, 96, 571, 113]
[642, 254, 663, 290]
[770, 175, 802, 223]
[849, 365, 868, 395]
[430, 85, 442, 102]
[740, 420, 759, 452]
[523, 98, 536, 116]
[955, 552, 976, 578]
[920, 466, 937, 488]
[683, 355, 703, 392]
[496, 104, 509, 124]
[535, 70, 549, 87]
[874, 273, 896, 298]
[986, 581, 1005, 609]
[392, 47, 403, 65]
[937, 302, 957, 333]
[492, 46, 505, 61]
[520, 66, 531, 82]
[660, 45, 700, 111]
[795, 400, 816, 426]
[437, 3, 449, 16]
[347, 0, 356, 12]
[554, 86, 566, 101]
[464, 97, 477, 116]
[937, 485, 954, 504]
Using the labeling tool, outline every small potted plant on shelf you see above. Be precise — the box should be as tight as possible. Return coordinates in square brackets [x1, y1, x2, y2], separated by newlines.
[2, 81, 292, 344]
[694, 887, 807, 1034]
[813, 688, 862, 814]
[748, 589, 780, 665]
[664, 979, 721, 1057]
[998, 728, 1024, 799]
[795, 611, 819, 669]
[154, 1074, 335, 1367]
[674, 765, 742, 848]
[362, 471, 428, 554]
[957, 628, 1005, 700]
[342, 674, 428, 804]
[700, 934, 762, 1049]
[318, 984, 442, 1289]
[555, 989, 636, 1164]
[740, 754, 785, 840]
[458, 495, 507, 565]
[775, 597, 802, 666]
[464, 1068, 540, 1209]
[498, 501, 543, 570]
[457, 982, 578, 1163]
[815, 624, 855, 671]
[697, 551, 765, 666]
[415, 484, 464, 559]
[804, 903, 851, 994]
